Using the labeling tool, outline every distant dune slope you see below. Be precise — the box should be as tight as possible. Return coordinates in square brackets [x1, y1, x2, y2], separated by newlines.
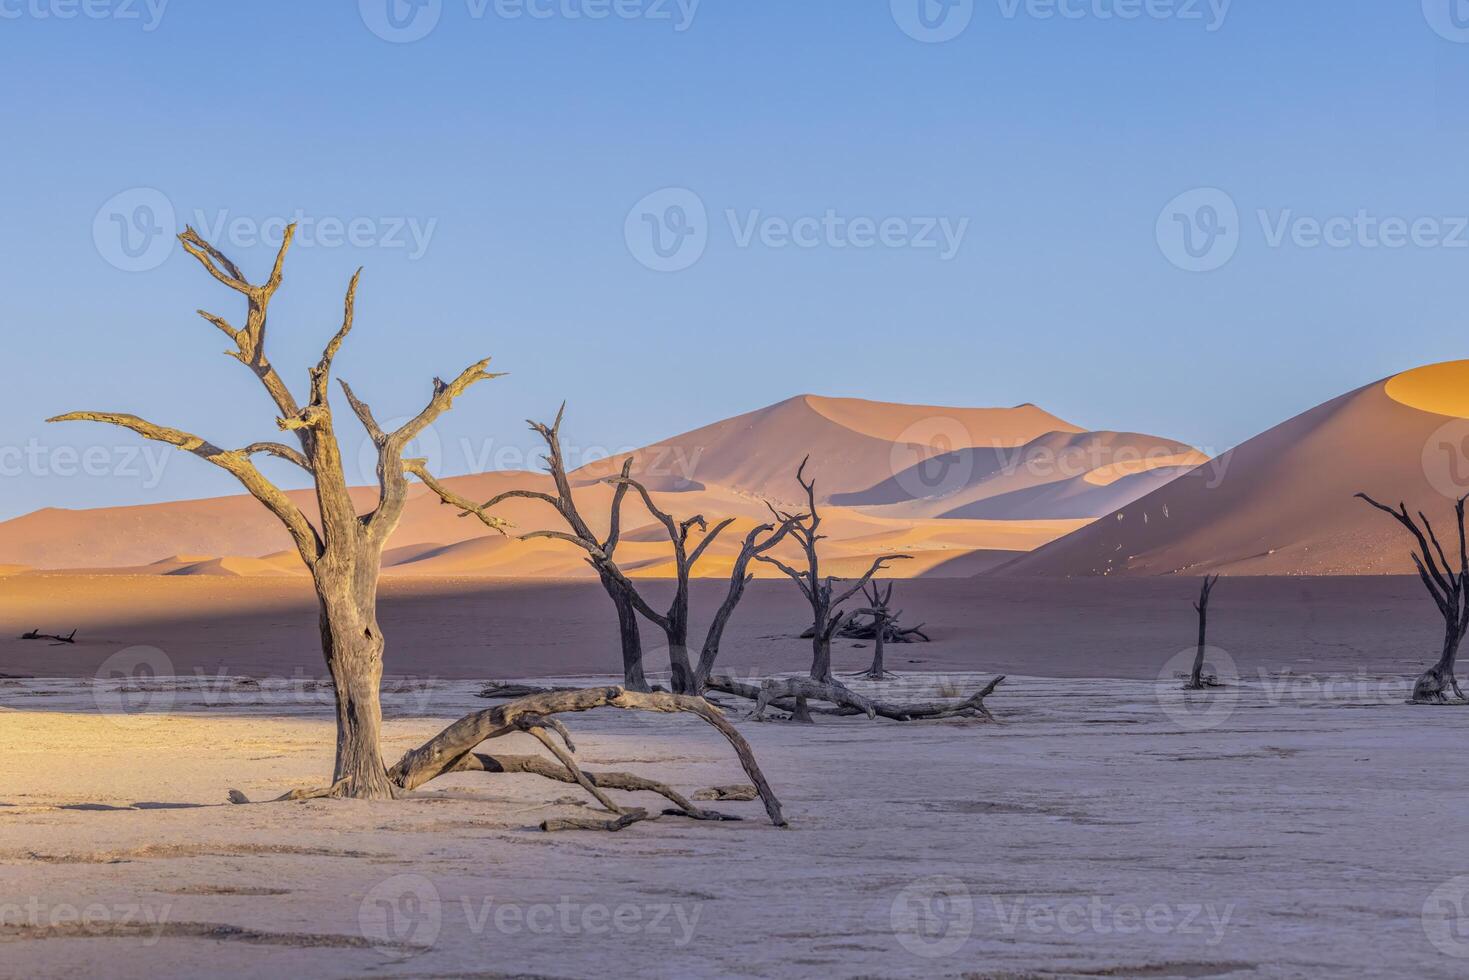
[1001, 361, 1469, 577]
[570, 394, 1082, 503]
[833, 430, 1207, 519]
[0, 393, 1193, 577]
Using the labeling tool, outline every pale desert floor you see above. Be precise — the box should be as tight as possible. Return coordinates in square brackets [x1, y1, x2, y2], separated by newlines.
[2, 672, 1469, 978]
[3, 577, 1469, 978]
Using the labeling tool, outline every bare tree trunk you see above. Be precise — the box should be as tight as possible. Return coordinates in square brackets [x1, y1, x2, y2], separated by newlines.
[810, 629, 834, 684]
[665, 587, 696, 695]
[1185, 576, 1219, 691]
[602, 571, 649, 692]
[315, 564, 396, 799]
[867, 621, 887, 680]
[1415, 620, 1466, 703]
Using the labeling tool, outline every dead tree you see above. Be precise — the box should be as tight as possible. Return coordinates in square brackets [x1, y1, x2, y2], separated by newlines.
[757, 458, 910, 682]
[1357, 492, 1469, 704]
[691, 520, 800, 691]
[603, 476, 733, 694]
[1184, 575, 1221, 690]
[457, 407, 649, 691]
[57, 226, 791, 820]
[858, 581, 896, 680]
[52, 225, 513, 799]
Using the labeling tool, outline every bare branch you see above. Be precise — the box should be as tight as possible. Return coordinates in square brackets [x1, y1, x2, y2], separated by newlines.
[49, 412, 321, 562]
[243, 442, 313, 472]
[389, 358, 506, 452]
[404, 460, 512, 535]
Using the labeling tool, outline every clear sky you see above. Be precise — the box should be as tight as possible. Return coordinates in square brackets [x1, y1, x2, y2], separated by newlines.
[1, 1, 1466, 519]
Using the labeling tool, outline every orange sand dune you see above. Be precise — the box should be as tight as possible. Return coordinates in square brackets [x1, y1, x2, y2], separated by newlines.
[1003, 361, 1469, 577]
[0, 394, 1188, 578]
[835, 431, 1206, 520]
[571, 394, 1082, 504]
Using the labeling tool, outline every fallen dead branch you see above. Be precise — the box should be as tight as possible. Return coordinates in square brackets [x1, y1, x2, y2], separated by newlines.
[706, 674, 1003, 724]
[230, 686, 787, 831]
[19, 629, 78, 645]
[476, 681, 580, 700]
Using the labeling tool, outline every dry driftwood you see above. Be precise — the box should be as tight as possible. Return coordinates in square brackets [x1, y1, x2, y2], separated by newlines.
[477, 682, 580, 700]
[707, 674, 1003, 723]
[20, 629, 78, 644]
[231, 686, 788, 831]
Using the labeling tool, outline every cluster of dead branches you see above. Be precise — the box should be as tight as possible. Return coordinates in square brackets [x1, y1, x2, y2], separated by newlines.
[433, 409, 799, 695]
[52, 225, 795, 822]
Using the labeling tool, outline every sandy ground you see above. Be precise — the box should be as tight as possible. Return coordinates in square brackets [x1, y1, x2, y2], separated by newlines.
[4, 576, 1469, 977]
[0, 574, 1451, 683]
[3, 671, 1469, 978]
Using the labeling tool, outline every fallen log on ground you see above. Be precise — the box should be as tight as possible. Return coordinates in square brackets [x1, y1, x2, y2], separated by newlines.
[230, 686, 787, 832]
[706, 674, 1003, 723]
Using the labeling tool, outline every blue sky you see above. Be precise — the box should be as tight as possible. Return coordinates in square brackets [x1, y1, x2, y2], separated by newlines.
[1, 0, 1466, 519]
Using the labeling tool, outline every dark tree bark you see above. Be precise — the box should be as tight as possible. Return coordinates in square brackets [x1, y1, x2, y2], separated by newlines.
[756, 458, 910, 682]
[453, 408, 650, 691]
[53, 225, 508, 799]
[601, 476, 733, 694]
[691, 520, 799, 690]
[1357, 492, 1469, 704]
[1184, 575, 1220, 690]
[857, 581, 896, 681]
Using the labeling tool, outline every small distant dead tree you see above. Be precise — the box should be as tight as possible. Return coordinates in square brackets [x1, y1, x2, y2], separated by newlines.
[757, 458, 910, 682]
[857, 582, 896, 680]
[1184, 575, 1221, 690]
[1357, 492, 1469, 704]
[454, 407, 650, 691]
